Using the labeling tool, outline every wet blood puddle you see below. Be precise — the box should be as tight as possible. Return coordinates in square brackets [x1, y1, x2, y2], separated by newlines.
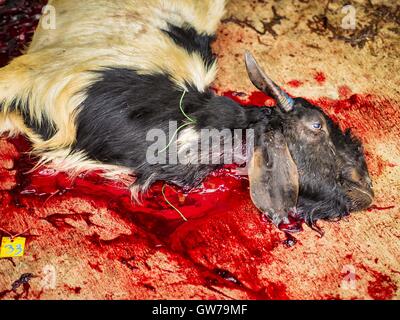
[1, 1, 399, 300]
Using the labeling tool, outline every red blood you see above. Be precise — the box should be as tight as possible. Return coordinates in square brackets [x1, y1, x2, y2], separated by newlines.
[367, 271, 397, 300]
[313, 71, 326, 85]
[3, 135, 251, 233]
[222, 90, 278, 106]
[287, 80, 303, 88]
[0, 289, 11, 299]
[246, 91, 275, 106]
[1, 91, 398, 299]
[220, 90, 247, 104]
[338, 85, 352, 99]
[323, 294, 342, 300]
[65, 285, 82, 294]
[264, 282, 289, 300]
[367, 205, 395, 212]
[311, 94, 399, 177]
[88, 261, 103, 273]
[1, 4, 399, 300]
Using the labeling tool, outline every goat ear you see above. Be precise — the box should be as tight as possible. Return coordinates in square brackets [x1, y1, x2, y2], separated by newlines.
[248, 129, 299, 226]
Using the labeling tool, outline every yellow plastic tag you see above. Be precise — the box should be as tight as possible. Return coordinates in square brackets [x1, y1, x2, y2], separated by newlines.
[0, 237, 26, 258]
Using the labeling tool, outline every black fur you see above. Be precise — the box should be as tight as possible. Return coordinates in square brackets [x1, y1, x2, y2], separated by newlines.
[0, 4, 372, 233]
[75, 68, 372, 229]
[68, 22, 372, 229]
[162, 23, 216, 67]
[74, 68, 266, 189]
[279, 98, 371, 229]
[7, 99, 57, 141]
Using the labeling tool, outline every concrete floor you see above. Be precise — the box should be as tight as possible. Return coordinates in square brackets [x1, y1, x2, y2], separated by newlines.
[0, 0, 399, 299]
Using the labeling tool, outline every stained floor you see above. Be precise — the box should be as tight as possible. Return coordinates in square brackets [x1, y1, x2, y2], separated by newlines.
[0, 0, 399, 300]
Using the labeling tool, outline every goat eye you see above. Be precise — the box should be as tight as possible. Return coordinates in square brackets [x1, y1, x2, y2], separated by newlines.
[312, 122, 322, 130]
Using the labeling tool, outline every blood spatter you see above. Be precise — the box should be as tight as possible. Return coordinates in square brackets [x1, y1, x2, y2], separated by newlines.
[264, 281, 289, 300]
[313, 94, 399, 139]
[88, 261, 103, 273]
[222, 90, 275, 106]
[323, 294, 342, 300]
[367, 205, 395, 212]
[2, 91, 397, 299]
[64, 285, 82, 295]
[313, 71, 326, 85]
[367, 271, 397, 300]
[0, 289, 11, 299]
[1, 2, 398, 300]
[338, 85, 352, 99]
[287, 80, 304, 88]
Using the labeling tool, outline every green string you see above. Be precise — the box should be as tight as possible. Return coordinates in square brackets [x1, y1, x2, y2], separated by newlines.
[158, 122, 192, 154]
[158, 90, 196, 154]
[179, 90, 195, 123]
[162, 183, 188, 222]
[159, 90, 195, 221]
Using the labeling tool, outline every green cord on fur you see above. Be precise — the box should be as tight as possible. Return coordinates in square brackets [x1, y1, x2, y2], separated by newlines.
[179, 90, 196, 123]
[158, 122, 192, 153]
[159, 90, 195, 221]
[162, 183, 188, 222]
[158, 90, 196, 154]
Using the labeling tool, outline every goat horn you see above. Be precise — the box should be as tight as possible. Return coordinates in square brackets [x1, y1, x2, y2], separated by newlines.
[244, 51, 294, 112]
